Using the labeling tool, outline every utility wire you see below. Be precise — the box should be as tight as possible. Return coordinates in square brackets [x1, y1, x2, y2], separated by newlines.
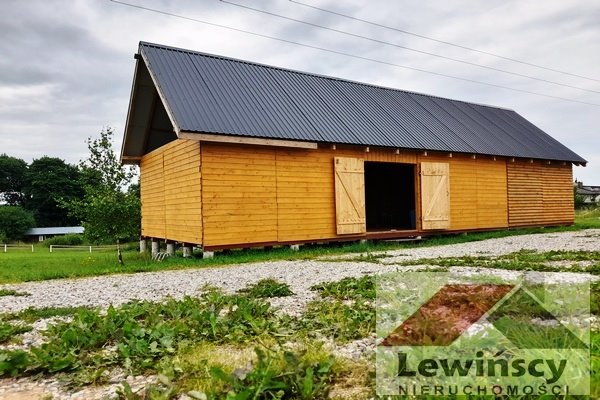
[108, 0, 600, 107]
[290, 0, 600, 83]
[221, 0, 600, 95]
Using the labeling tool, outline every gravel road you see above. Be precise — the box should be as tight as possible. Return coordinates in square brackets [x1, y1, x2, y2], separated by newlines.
[0, 229, 598, 314]
[0, 229, 598, 399]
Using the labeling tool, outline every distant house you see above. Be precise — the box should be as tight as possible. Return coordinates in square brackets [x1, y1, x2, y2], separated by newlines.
[120, 42, 587, 252]
[575, 182, 600, 204]
[25, 227, 84, 242]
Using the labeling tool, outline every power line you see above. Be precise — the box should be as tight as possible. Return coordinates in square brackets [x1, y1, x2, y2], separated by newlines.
[107, 0, 600, 107]
[290, 0, 600, 83]
[221, 0, 600, 95]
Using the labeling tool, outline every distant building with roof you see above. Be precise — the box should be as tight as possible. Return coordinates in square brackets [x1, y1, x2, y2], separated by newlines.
[25, 227, 84, 242]
[575, 181, 600, 204]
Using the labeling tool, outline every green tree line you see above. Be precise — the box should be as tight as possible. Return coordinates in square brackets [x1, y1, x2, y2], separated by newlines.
[0, 128, 140, 243]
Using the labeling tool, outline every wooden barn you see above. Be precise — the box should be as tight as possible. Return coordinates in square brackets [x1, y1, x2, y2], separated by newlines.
[120, 42, 587, 255]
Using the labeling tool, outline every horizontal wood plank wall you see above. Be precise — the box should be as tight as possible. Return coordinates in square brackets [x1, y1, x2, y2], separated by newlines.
[276, 147, 417, 242]
[140, 147, 166, 239]
[476, 159, 508, 228]
[542, 163, 574, 224]
[201, 143, 278, 247]
[140, 139, 202, 243]
[163, 140, 202, 244]
[276, 149, 336, 242]
[417, 154, 508, 230]
[508, 161, 573, 227]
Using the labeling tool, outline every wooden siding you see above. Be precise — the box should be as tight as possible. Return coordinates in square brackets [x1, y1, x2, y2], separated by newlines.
[201, 144, 278, 247]
[201, 144, 513, 246]
[140, 139, 202, 243]
[508, 161, 574, 227]
[140, 147, 165, 239]
[417, 154, 508, 230]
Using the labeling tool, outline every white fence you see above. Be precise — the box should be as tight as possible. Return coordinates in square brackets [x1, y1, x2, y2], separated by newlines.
[2, 244, 35, 252]
[49, 245, 118, 253]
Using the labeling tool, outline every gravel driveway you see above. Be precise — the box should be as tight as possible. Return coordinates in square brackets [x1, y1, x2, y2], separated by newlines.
[1, 229, 598, 314]
[0, 229, 598, 400]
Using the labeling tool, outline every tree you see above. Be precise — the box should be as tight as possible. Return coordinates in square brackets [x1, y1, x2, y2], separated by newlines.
[0, 154, 28, 206]
[63, 127, 140, 244]
[0, 206, 35, 242]
[22, 157, 84, 227]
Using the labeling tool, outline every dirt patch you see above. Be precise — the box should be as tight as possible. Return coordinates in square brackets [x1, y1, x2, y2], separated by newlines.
[381, 284, 513, 346]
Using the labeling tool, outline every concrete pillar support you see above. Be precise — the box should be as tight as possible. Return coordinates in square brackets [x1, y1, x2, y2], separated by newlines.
[139, 238, 147, 253]
[203, 251, 215, 259]
[166, 242, 176, 256]
[151, 239, 159, 256]
[182, 246, 192, 258]
[359, 239, 367, 245]
[290, 244, 301, 251]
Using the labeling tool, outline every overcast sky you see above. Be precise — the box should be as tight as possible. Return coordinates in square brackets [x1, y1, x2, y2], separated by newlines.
[1, 0, 598, 182]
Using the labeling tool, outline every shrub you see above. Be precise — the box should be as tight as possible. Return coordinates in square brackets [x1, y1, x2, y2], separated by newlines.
[0, 206, 35, 242]
[42, 233, 84, 247]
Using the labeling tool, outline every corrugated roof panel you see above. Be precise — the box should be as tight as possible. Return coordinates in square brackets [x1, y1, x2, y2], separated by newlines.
[466, 104, 547, 159]
[230, 61, 322, 140]
[429, 97, 521, 157]
[365, 86, 452, 151]
[303, 77, 394, 146]
[132, 42, 586, 163]
[402, 93, 477, 153]
[499, 109, 582, 161]
[142, 46, 223, 133]
[450, 101, 529, 157]
[393, 93, 469, 152]
[267, 68, 359, 144]
[188, 54, 271, 137]
[333, 81, 425, 149]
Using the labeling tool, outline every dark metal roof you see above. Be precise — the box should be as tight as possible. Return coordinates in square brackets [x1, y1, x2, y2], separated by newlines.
[135, 41, 586, 163]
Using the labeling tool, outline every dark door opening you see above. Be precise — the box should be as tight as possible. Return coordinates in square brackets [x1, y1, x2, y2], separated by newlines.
[364, 162, 416, 231]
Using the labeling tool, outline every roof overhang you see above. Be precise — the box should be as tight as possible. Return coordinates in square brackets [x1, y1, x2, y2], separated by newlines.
[178, 132, 318, 149]
[120, 50, 180, 165]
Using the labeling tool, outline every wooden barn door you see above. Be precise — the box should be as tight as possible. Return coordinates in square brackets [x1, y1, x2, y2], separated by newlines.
[420, 162, 450, 230]
[334, 157, 366, 234]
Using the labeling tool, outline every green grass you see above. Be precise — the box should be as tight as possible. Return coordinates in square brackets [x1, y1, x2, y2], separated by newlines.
[0, 209, 597, 284]
[0, 321, 32, 344]
[398, 249, 600, 273]
[1, 306, 88, 323]
[0, 289, 30, 297]
[310, 275, 375, 300]
[238, 278, 294, 298]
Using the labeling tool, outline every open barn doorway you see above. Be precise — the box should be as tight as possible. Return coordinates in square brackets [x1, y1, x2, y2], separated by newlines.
[364, 162, 416, 231]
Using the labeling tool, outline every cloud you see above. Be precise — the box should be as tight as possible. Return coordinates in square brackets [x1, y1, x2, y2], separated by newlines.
[0, 0, 598, 183]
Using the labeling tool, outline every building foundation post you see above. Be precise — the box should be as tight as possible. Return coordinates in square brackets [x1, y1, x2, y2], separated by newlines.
[203, 251, 214, 259]
[166, 242, 176, 256]
[139, 237, 147, 253]
[151, 239, 159, 257]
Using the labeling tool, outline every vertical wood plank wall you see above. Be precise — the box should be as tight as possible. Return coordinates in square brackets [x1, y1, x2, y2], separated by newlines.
[140, 139, 202, 243]
[507, 160, 574, 227]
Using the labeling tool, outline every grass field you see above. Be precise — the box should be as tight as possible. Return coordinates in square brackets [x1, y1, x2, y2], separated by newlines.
[0, 210, 598, 284]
